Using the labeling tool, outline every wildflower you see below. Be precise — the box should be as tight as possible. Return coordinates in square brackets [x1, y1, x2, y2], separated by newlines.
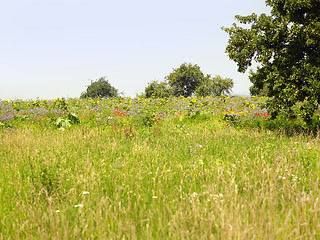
[82, 191, 90, 195]
[152, 196, 158, 199]
[74, 204, 84, 208]
[55, 210, 60, 213]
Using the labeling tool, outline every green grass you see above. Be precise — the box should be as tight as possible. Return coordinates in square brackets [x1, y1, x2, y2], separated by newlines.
[1, 109, 320, 239]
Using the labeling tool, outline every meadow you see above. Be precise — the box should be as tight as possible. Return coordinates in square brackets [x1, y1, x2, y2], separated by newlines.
[1, 96, 320, 239]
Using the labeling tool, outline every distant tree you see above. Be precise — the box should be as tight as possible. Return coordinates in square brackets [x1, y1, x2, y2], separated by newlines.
[223, 0, 320, 123]
[80, 77, 118, 99]
[195, 75, 212, 97]
[166, 63, 204, 97]
[144, 80, 172, 98]
[212, 75, 234, 96]
[143, 63, 233, 98]
[196, 75, 233, 97]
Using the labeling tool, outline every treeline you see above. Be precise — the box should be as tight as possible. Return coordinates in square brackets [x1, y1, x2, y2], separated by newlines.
[80, 62, 233, 99]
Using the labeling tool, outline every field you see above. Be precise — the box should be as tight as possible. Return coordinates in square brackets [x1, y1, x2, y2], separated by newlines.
[1, 96, 320, 239]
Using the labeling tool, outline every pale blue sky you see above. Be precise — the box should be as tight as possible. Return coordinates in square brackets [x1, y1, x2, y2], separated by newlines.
[0, 0, 270, 100]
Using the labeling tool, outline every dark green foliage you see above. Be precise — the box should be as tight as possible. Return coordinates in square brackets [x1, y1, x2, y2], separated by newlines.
[80, 77, 118, 99]
[196, 75, 234, 97]
[144, 80, 172, 98]
[223, 0, 320, 124]
[144, 63, 233, 98]
[212, 75, 234, 96]
[39, 166, 59, 196]
[166, 63, 204, 98]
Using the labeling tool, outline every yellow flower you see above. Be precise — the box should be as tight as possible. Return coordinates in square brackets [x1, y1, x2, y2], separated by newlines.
[192, 98, 196, 103]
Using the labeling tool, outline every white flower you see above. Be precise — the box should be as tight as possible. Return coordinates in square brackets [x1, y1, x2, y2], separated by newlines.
[55, 210, 60, 213]
[82, 191, 90, 195]
[74, 204, 84, 208]
[152, 196, 158, 199]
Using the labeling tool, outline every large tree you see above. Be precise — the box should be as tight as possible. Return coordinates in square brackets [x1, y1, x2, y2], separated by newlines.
[80, 77, 119, 99]
[223, 0, 320, 123]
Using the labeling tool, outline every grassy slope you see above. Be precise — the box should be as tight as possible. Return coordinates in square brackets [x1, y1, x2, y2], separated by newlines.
[1, 115, 320, 239]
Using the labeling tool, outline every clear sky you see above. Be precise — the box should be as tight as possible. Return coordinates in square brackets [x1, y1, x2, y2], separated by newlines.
[0, 0, 270, 100]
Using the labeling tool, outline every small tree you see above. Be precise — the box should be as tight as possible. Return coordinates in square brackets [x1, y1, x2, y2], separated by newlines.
[80, 77, 118, 99]
[144, 80, 172, 98]
[166, 63, 204, 97]
[196, 75, 233, 97]
[212, 75, 234, 96]
[144, 63, 233, 98]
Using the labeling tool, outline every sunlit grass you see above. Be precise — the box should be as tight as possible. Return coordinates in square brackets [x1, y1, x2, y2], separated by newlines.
[1, 110, 320, 239]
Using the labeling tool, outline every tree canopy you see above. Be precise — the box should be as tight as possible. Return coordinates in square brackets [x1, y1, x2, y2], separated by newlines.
[142, 63, 233, 98]
[223, 0, 320, 123]
[80, 77, 119, 99]
[166, 63, 204, 98]
[144, 80, 172, 98]
[196, 75, 234, 97]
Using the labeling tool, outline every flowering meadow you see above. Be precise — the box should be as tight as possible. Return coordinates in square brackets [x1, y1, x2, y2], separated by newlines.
[1, 96, 320, 239]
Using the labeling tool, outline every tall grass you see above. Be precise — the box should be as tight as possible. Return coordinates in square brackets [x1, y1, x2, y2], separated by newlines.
[1, 111, 320, 239]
